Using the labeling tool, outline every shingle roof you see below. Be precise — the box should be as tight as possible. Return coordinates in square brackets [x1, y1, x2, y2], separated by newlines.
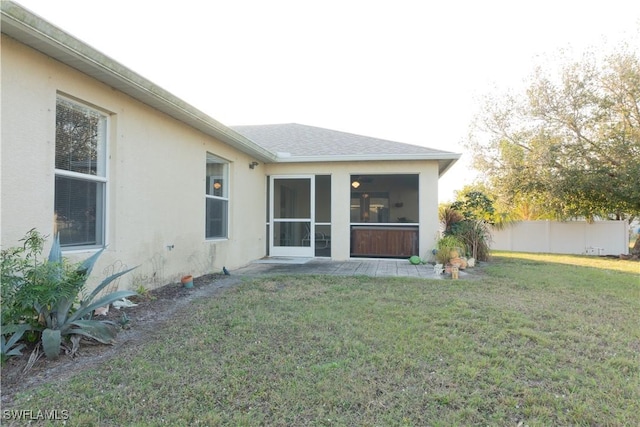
[1, 3, 459, 175]
[232, 123, 455, 157]
[232, 123, 460, 175]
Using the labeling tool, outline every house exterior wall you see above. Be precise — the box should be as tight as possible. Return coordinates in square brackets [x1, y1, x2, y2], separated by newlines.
[490, 220, 629, 255]
[1, 35, 267, 290]
[265, 160, 440, 260]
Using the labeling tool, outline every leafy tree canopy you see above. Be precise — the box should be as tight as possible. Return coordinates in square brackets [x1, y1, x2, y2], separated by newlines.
[467, 45, 640, 222]
[451, 187, 496, 223]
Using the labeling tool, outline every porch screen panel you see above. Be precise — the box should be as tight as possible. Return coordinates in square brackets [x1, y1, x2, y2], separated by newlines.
[349, 174, 419, 258]
[350, 175, 418, 224]
[274, 179, 310, 219]
[273, 222, 311, 247]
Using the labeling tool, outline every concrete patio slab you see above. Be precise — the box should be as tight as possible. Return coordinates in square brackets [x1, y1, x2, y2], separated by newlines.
[231, 258, 473, 280]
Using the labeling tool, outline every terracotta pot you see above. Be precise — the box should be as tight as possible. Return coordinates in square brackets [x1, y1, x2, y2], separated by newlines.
[181, 275, 193, 288]
[452, 257, 468, 269]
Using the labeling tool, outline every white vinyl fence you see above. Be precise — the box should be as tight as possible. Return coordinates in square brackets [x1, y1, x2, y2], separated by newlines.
[490, 220, 629, 255]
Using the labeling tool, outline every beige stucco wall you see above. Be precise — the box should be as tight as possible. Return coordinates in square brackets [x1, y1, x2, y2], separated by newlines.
[265, 160, 440, 261]
[1, 33, 445, 292]
[1, 35, 267, 290]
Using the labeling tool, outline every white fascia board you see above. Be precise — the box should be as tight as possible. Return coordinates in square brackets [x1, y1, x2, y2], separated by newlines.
[274, 153, 462, 163]
[275, 153, 461, 177]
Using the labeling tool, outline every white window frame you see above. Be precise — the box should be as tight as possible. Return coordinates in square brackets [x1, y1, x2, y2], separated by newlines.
[54, 95, 109, 250]
[205, 153, 229, 240]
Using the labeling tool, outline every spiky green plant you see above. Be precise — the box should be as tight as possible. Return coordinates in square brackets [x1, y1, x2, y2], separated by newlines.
[1, 324, 31, 364]
[450, 219, 492, 261]
[37, 235, 137, 359]
[118, 312, 131, 330]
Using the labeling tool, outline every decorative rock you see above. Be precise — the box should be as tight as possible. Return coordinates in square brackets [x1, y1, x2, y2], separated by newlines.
[94, 305, 109, 316]
[113, 298, 138, 309]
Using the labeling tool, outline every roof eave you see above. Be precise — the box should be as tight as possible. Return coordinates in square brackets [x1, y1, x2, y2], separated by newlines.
[0, 1, 277, 163]
[275, 153, 461, 176]
[437, 158, 459, 177]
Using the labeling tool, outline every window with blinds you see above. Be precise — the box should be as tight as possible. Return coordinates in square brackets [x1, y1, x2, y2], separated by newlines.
[54, 97, 107, 247]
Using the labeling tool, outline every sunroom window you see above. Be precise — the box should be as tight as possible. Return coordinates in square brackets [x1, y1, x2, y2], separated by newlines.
[54, 97, 107, 248]
[205, 153, 229, 239]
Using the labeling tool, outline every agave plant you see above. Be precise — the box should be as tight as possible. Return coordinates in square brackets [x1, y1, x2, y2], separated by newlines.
[1, 324, 31, 364]
[37, 236, 137, 359]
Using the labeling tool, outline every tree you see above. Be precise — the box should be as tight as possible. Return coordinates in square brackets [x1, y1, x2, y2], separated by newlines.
[467, 48, 640, 223]
[451, 189, 496, 223]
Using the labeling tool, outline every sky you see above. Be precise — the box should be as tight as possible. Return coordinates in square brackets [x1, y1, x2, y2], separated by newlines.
[14, 0, 640, 202]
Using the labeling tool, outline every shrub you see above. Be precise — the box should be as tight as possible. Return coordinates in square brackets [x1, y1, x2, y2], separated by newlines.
[435, 235, 466, 264]
[449, 219, 492, 261]
[1, 229, 49, 329]
[1, 230, 137, 360]
[439, 204, 464, 234]
[1, 229, 87, 331]
[441, 189, 496, 262]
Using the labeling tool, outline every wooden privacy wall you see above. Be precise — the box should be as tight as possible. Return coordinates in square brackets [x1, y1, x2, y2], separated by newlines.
[351, 226, 419, 258]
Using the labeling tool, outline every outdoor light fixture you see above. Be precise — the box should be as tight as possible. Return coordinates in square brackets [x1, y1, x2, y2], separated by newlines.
[249, 161, 259, 169]
[351, 180, 360, 189]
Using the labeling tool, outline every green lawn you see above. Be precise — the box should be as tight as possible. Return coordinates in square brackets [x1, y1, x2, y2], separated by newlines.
[3, 254, 639, 426]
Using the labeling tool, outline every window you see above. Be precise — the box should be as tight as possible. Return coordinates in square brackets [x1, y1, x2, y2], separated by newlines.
[205, 153, 229, 238]
[54, 97, 107, 248]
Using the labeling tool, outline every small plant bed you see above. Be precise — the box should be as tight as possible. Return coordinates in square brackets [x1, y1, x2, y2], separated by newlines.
[96, 273, 226, 325]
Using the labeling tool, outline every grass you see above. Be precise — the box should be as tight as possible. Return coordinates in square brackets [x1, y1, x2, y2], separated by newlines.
[3, 253, 639, 426]
[493, 250, 639, 274]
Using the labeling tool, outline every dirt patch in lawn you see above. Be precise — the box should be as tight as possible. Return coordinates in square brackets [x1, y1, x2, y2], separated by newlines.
[0, 274, 241, 405]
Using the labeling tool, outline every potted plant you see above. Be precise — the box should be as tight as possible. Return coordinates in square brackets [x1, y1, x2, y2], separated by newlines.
[434, 235, 465, 265]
